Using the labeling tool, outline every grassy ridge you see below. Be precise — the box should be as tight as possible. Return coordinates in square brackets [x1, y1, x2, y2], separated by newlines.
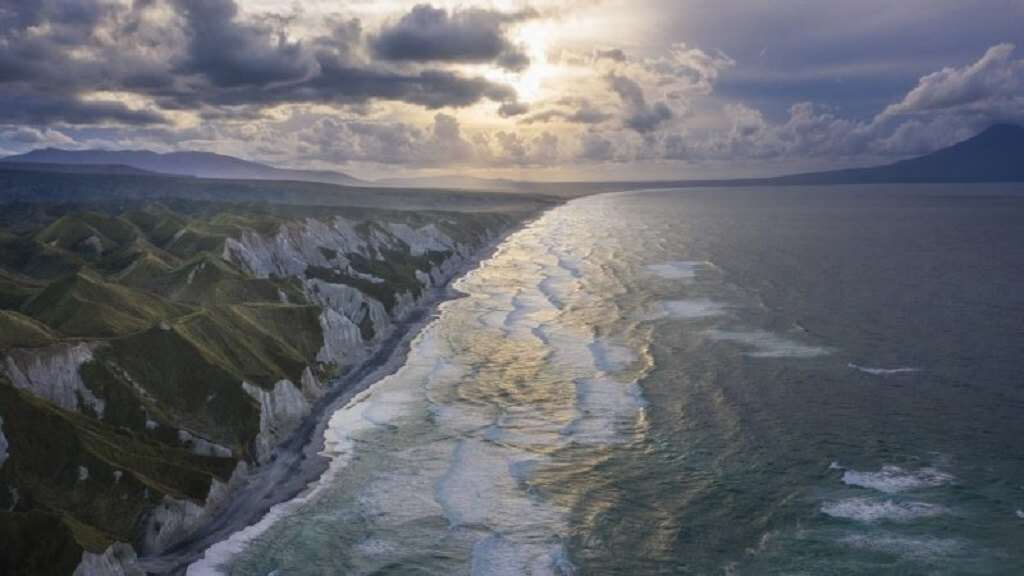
[0, 195, 538, 572]
[22, 271, 188, 338]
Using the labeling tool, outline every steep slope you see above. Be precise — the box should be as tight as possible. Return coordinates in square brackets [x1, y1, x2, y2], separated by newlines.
[880, 123, 1024, 181]
[22, 272, 187, 338]
[0, 197, 546, 574]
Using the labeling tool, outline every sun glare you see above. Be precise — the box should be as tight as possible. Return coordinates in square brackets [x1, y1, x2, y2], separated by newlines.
[485, 19, 560, 104]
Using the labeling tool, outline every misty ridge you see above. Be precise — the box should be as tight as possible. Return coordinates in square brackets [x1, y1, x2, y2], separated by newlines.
[4, 123, 1024, 194]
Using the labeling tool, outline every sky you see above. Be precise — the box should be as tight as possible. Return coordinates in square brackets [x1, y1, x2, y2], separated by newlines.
[1, 0, 1022, 180]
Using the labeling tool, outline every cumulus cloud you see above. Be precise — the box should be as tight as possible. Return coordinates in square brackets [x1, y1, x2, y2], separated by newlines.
[645, 43, 735, 95]
[371, 4, 537, 71]
[607, 75, 673, 134]
[883, 43, 1024, 119]
[520, 98, 612, 125]
[578, 132, 616, 161]
[498, 101, 531, 118]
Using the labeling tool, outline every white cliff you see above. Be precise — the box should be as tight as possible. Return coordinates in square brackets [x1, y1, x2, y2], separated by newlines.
[383, 222, 455, 256]
[2, 342, 105, 417]
[243, 379, 311, 463]
[317, 308, 365, 367]
[74, 543, 144, 576]
[141, 462, 248, 554]
[223, 216, 369, 279]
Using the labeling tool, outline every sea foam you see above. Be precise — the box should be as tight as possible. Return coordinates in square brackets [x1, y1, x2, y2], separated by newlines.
[561, 377, 644, 445]
[821, 498, 946, 523]
[470, 534, 573, 576]
[661, 299, 729, 319]
[838, 533, 963, 560]
[705, 329, 831, 358]
[841, 465, 954, 494]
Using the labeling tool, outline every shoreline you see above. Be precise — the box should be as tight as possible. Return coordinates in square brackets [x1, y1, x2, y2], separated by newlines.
[136, 217, 538, 575]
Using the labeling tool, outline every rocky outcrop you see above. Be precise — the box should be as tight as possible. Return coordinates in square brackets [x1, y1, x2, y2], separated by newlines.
[2, 342, 104, 416]
[223, 217, 367, 279]
[383, 222, 455, 256]
[73, 543, 145, 576]
[242, 379, 310, 463]
[213, 215, 488, 464]
[141, 462, 248, 554]
[316, 308, 364, 367]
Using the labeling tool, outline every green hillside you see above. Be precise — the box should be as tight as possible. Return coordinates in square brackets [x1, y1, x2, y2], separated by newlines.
[0, 193, 546, 573]
[0, 310, 56, 350]
[21, 271, 188, 338]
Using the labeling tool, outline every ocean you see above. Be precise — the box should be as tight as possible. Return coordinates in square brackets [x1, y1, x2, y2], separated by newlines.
[192, 184, 1024, 575]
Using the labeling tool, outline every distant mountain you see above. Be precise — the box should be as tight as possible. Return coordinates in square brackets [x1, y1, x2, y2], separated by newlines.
[766, 123, 1024, 185]
[0, 148, 366, 187]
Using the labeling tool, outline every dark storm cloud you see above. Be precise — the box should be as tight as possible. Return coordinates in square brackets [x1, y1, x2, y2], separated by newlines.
[371, 4, 537, 71]
[172, 0, 315, 87]
[0, 91, 166, 125]
[607, 75, 673, 133]
[0, 0, 115, 36]
[0, 0, 519, 127]
[290, 66, 516, 110]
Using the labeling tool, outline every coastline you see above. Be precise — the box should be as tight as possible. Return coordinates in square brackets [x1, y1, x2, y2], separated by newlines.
[136, 214, 544, 575]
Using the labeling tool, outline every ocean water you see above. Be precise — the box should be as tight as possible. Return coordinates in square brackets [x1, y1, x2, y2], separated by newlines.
[197, 184, 1024, 575]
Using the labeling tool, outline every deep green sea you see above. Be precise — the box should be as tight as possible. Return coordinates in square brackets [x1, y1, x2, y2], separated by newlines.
[194, 184, 1024, 575]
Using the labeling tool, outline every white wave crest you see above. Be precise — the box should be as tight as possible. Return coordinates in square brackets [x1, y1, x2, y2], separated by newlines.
[838, 533, 963, 559]
[842, 465, 954, 494]
[848, 363, 921, 375]
[821, 498, 946, 523]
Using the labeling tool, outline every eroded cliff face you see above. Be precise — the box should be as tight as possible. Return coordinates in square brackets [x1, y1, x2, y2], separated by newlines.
[73, 543, 145, 576]
[140, 462, 248, 555]
[0, 208, 515, 572]
[217, 214, 481, 465]
[3, 343, 103, 416]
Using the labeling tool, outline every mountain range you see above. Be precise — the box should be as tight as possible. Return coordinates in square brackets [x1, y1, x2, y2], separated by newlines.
[2, 123, 1022, 190]
[0, 149, 365, 187]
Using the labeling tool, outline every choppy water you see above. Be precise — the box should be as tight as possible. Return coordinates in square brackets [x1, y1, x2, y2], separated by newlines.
[196, 184, 1024, 575]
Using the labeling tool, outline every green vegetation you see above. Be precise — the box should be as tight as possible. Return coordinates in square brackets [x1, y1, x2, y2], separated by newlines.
[0, 193, 541, 572]
[122, 252, 303, 307]
[0, 509, 83, 576]
[0, 310, 56, 350]
[22, 271, 187, 339]
[0, 378, 235, 568]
